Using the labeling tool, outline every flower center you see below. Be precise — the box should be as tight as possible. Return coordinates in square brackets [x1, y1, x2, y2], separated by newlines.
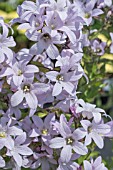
[85, 13, 91, 18]
[35, 22, 40, 27]
[88, 126, 92, 133]
[0, 131, 6, 138]
[23, 85, 30, 93]
[17, 69, 22, 76]
[56, 74, 64, 81]
[96, 48, 101, 53]
[42, 129, 48, 135]
[51, 24, 55, 29]
[66, 137, 73, 145]
[41, 33, 51, 41]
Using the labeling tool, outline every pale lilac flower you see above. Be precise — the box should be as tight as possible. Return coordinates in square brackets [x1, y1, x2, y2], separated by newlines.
[79, 119, 111, 148]
[83, 156, 108, 170]
[76, 99, 105, 123]
[76, 0, 103, 26]
[31, 152, 57, 170]
[29, 27, 64, 59]
[0, 118, 23, 150]
[0, 59, 39, 86]
[46, 69, 82, 96]
[29, 113, 56, 143]
[11, 78, 50, 109]
[7, 133, 33, 167]
[57, 153, 80, 170]
[91, 39, 106, 55]
[49, 115, 88, 162]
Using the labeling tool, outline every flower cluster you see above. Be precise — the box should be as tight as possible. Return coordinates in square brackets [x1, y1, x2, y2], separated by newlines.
[0, 0, 112, 169]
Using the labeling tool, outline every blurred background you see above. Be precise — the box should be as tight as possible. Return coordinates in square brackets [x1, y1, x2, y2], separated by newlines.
[0, 0, 113, 169]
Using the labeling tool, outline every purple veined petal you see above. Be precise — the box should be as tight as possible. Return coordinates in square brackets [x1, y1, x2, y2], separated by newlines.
[60, 145, 72, 163]
[73, 128, 86, 140]
[92, 112, 101, 123]
[15, 133, 26, 145]
[25, 92, 38, 109]
[11, 151, 22, 167]
[96, 124, 111, 134]
[0, 67, 14, 77]
[92, 9, 104, 17]
[8, 126, 23, 136]
[2, 25, 8, 38]
[59, 26, 76, 44]
[0, 51, 5, 63]
[0, 156, 5, 168]
[22, 1, 37, 11]
[42, 159, 50, 170]
[32, 115, 43, 129]
[3, 36, 16, 47]
[44, 113, 55, 129]
[59, 121, 71, 138]
[16, 145, 33, 156]
[13, 75, 23, 86]
[85, 134, 92, 146]
[83, 160, 92, 170]
[86, 0, 97, 10]
[17, 23, 31, 30]
[30, 42, 43, 55]
[29, 128, 40, 137]
[0, 139, 5, 149]
[46, 44, 59, 59]
[2, 47, 13, 61]
[49, 137, 65, 148]
[46, 71, 58, 81]
[5, 136, 14, 150]
[52, 82, 62, 96]
[11, 90, 24, 107]
[31, 159, 41, 169]
[26, 30, 39, 42]
[93, 156, 102, 167]
[80, 120, 91, 131]
[71, 53, 83, 63]
[104, 0, 112, 7]
[73, 141, 88, 155]
[25, 65, 39, 73]
[91, 132, 104, 149]
[61, 82, 74, 94]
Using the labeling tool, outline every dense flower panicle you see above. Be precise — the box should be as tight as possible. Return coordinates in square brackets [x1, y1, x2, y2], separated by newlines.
[0, 0, 112, 169]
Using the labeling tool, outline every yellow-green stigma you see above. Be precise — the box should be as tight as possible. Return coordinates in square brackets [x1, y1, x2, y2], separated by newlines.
[17, 69, 22, 76]
[56, 74, 64, 81]
[42, 33, 51, 41]
[0, 132, 6, 138]
[67, 138, 73, 145]
[42, 129, 48, 135]
[88, 126, 92, 133]
[23, 85, 30, 93]
[35, 22, 40, 27]
[51, 24, 55, 29]
[85, 13, 91, 18]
